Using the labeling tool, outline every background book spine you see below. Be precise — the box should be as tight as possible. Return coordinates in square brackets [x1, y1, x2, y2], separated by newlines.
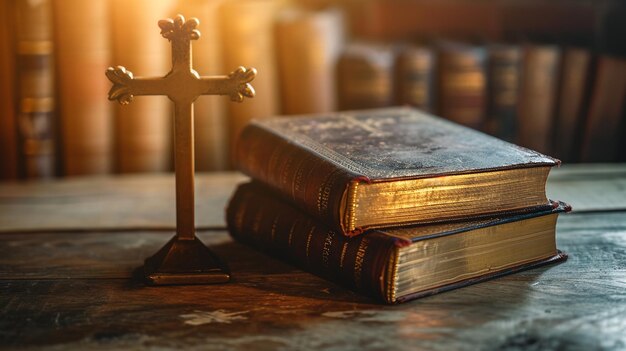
[219, 0, 280, 164]
[517, 44, 561, 155]
[52, 0, 113, 175]
[437, 43, 487, 130]
[227, 183, 397, 303]
[179, 0, 228, 171]
[110, 0, 177, 173]
[14, 0, 56, 179]
[553, 48, 592, 162]
[236, 124, 357, 235]
[395, 45, 436, 113]
[336, 43, 395, 110]
[0, 0, 18, 180]
[275, 6, 344, 115]
[487, 44, 521, 142]
[580, 56, 626, 162]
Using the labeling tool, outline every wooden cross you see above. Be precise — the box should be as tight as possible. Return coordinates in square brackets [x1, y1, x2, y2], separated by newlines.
[106, 14, 256, 285]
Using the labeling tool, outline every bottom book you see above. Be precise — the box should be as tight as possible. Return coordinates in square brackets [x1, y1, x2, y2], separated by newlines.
[226, 182, 569, 304]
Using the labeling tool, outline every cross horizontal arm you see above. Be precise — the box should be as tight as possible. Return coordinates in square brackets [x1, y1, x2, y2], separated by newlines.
[199, 66, 257, 102]
[106, 66, 171, 104]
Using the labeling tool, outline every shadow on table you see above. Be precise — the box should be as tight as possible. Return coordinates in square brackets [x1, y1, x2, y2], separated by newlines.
[128, 239, 559, 307]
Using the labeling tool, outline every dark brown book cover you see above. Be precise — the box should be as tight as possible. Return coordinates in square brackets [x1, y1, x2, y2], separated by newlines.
[554, 48, 592, 162]
[395, 45, 436, 112]
[487, 44, 521, 142]
[580, 56, 626, 162]
[517, 44, 561, 155]
[226, 182, 569, 303]
[236, 107, 558, 235]
[337, 43, 395, 110]
[15, 0, 56, 179]
[437, 42, 487, 130]
[0, 0, 18, 180]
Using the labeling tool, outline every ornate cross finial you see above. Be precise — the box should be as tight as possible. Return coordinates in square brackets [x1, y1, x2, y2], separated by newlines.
[105, 15, 257, 285]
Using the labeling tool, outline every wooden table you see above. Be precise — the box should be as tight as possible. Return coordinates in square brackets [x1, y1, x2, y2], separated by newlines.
[1, 164, 625, 350]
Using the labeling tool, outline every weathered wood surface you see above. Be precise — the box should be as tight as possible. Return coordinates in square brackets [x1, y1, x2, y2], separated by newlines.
[546, 163, 626, 212]
[0, 173, 247, 233]
[1, 164, 625, 233]
[1, 213, 625, 350]
[1, 165, 625, 350]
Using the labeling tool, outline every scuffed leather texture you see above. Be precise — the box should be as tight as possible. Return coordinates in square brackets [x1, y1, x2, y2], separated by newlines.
[255, 107, 558, 181]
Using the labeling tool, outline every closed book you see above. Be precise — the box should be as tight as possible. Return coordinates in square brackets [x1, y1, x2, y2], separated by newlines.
[227, 182, 569, 303]
[337, 43, 395, 110]
[275, 6, 344, 115]
[517, 44, 561, 155]
[179, 0, 228, 171]
[487, 44, 521, 142]
[437, 42, 487, 130]
[395, 45, 436, 113]
[15, 0, 55, 179]
[53, 0, 113, 175]
[0, 0, 18, 180]
[580, 56, 626, 162]
[236, 107, 559, 236]
[553, 48, 592, 162]
[219, 0, 280, 162]
[111, 0, 176, 173]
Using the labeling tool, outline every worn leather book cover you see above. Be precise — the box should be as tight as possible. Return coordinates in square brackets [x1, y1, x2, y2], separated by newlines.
[517, 44, 561, 155]
[437, 41, 487, 130]
[237, 107, 559, 236]
[487, 44, 521, 143]
[395, 44, 436, 113]
[580, 56, 626, 162]
[227, 182, 569, 304]
[0, 0, 18, 180]
[52, 0, 113, 175]
[336, 43, 395, 110]
[15, 0, 56, 179]
[275, 6, 344, 115]
[553, 48, 592, 162]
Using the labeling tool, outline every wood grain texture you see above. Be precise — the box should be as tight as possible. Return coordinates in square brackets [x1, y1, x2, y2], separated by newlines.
[0, 173, 247, 233]
[0, 212, 625, 349]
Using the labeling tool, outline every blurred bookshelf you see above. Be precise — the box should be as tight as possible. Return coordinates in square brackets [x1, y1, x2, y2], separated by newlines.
[1, 0, 625, 180]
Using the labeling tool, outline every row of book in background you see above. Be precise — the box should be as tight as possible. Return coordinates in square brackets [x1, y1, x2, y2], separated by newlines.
[339, 41, 626, 165]
[1, 0, 625, 181]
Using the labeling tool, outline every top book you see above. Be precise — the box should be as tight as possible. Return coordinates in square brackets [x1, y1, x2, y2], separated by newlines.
[236, 107, 559, 236]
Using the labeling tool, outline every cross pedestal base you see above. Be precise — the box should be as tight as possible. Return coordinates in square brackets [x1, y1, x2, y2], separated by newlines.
[143, 235, 230, 285]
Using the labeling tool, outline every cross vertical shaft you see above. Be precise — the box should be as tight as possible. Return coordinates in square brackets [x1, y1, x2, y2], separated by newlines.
[105, 14, 256, 284]
[174, 100, 194, 240]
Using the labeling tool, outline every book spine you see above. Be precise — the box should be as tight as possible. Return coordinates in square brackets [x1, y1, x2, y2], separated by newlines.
[395, 46, 436, 113]
[227, 183, 398, 303]
[517, 44, 561, 155]
[53, 0, 113, 175]
[236, 123, 358, 235]
[219, 0, 280, 164]
[487, 45, 521, 142]
[437, 44, 487, 130]
[337, 43, 395, 110]
[275, 7, 344, 115]
[14, 0, 56, 179]
[0, 0, 18, 180]
[580, 56, 626, 162]
[179, 0, 228, 171]
[111, 0, 176, 173]
[554, 48, 591, 162]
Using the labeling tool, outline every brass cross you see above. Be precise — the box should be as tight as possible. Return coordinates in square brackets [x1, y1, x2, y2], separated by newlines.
[106, 15, 256, 285]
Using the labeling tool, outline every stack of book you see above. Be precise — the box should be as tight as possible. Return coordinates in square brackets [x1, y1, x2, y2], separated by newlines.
[227, 107, 569, 303]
